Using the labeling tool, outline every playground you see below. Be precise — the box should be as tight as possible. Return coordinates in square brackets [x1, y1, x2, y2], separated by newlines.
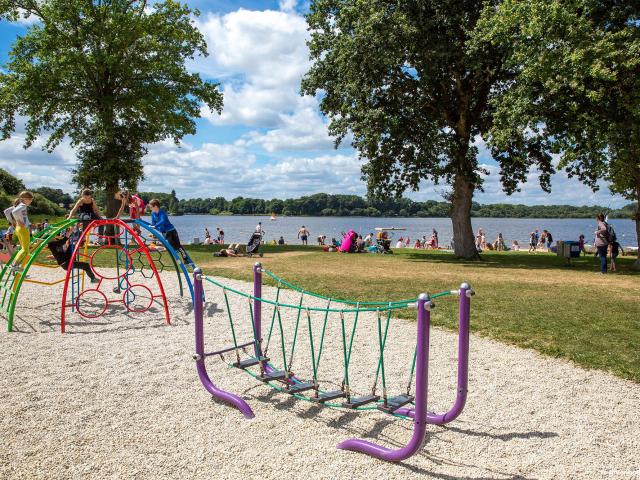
[1, 250, 639, 478]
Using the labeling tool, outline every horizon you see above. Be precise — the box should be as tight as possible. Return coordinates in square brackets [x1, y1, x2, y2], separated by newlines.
[0, 0, 629, 207]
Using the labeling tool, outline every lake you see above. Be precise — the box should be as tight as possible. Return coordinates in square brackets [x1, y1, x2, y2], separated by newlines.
[140, 215, 638, 247]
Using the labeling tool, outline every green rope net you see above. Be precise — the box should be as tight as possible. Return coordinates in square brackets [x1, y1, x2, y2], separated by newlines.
[201, 270, 453, 418]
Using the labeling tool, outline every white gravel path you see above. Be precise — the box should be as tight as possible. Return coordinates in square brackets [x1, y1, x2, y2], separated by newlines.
[0, 266, 638, 480]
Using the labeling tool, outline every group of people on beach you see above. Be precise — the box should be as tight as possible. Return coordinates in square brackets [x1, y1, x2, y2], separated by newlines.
[2, 188, 191, 275]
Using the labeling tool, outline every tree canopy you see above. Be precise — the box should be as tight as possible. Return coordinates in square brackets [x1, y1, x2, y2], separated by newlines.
[0, 0, 223, 214]
[302, 0, 557, 259]
[478, 0, 640, 266]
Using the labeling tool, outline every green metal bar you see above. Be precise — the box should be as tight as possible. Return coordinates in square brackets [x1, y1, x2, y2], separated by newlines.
[286, 293, 305, 372]
[377, 310, 388, 400]
[3, 219, 77, 331]
[223, 288, 239, 349]
[340, 311, 350, 397]
[275, 306, 288, 371]
[372, 307, 392, 392]
[345, 304, 360, 367]
[264, 285, 281, 355]
[314, 299, 331, 373]
[306, 309, 318, 384]
[406, 344, 418, 395]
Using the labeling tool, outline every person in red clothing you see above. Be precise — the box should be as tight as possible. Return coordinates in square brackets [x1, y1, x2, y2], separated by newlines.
[116, 189, 146, 234]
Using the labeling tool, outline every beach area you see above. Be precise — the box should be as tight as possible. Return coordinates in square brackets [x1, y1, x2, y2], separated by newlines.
[1, 266, 639, 479]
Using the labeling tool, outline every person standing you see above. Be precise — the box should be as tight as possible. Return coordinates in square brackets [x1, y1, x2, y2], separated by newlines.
[528, 232, 537, 253]
[545, 230, 553, 250]
[594, 213, 610, 274]
[298, 225, 310, 245]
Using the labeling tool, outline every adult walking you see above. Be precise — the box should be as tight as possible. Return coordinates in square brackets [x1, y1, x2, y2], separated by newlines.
[594, 213, 610, 274]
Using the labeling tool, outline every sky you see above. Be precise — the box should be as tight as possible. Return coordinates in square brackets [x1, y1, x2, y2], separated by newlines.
[0, 0, 628, 207]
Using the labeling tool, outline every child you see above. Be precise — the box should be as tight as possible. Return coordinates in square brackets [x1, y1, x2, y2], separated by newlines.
[115, 189, 145, 234]
[609, 240, 624, 272]
[47, 233, 98, 283]
[578, 234, 586, 256]
[528, 232, 537, 253]
[68, 189, 105, 238]
[7, 191, 34, 272]
[148, 199, 191, 265]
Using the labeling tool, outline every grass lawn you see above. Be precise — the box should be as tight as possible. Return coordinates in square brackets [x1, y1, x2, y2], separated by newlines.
[186, 245, 640, 382]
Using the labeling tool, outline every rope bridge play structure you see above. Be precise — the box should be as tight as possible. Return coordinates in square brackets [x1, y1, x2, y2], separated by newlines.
[193, 263, 474, 462]
[0, 218, 194, 333]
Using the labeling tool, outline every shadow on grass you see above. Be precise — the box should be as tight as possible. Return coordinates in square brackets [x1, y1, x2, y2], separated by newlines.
[400, 250, 638, 275]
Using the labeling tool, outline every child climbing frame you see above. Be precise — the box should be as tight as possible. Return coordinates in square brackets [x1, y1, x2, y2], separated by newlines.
[192, 263, 474, 462]
[60, 218, 171, 333]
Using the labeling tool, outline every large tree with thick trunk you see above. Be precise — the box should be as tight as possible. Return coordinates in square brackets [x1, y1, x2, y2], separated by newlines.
[478, 0, 640, 269]
[302, 0, 554, 259]
[0, 0, 223, 216]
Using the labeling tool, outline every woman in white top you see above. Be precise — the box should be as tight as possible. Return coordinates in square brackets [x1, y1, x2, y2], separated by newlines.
[8, 191, 34, 271]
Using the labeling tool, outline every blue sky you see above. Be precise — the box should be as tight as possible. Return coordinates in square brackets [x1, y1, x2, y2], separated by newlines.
[0, 0, 627, 206]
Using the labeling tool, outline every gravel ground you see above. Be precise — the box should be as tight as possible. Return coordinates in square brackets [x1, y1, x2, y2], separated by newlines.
[0, 266, 639, 480]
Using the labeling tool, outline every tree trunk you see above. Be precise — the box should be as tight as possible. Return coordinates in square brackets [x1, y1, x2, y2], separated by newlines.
[105, 179, 120, 219]
[451, 174, 479, 260]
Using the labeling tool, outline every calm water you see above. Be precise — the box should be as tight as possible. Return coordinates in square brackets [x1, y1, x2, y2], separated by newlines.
[141, 215, 638, 247]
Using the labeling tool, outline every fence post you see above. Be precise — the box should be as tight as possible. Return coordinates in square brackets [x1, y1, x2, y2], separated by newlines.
[193, 267, 255, 419]
[337, 293, 431, 461]
[253, 262, 263, 357]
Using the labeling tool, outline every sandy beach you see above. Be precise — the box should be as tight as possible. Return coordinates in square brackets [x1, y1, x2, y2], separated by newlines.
[1, 266, 639, 480]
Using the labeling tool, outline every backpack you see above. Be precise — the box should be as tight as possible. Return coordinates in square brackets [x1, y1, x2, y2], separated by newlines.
[605, 223, 616, 243]
[3, 206, 15, 226]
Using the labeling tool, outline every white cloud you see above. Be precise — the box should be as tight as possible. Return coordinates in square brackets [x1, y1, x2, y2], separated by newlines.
[195, 8, 319, 135]
[279, 0, 298, 12]
[138, 140, 361, 199]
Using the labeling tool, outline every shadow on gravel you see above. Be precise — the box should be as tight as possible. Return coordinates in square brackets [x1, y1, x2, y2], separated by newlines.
[444, 425, 558, 441]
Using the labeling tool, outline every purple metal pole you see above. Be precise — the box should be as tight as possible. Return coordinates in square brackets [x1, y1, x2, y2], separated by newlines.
[193, 268, 255, 419]
[253, 262, 263, 358]
[395, 282, 472, 424]
[337, 293, 431, 462]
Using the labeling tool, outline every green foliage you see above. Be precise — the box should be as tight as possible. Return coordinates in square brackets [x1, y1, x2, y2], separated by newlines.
[32, 186, 74, 206]
[478, 0, 640, 258]
[141, 190, 633, 219]
[301, 0, 559, 259]
[0, 0, 223, 215]
[0, 168, 25, 195]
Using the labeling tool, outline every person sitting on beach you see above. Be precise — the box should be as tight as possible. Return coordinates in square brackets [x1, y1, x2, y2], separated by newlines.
[494, 233, 506, 251]
[396, 237, 404, 249]
[278, 236, 285, 245]
[414, 239, 422, 249]
[317, 235, 326, 246]
[511, 240, 520, 251]
[364, 232, 373, 246]
[355, 235, 365, 252]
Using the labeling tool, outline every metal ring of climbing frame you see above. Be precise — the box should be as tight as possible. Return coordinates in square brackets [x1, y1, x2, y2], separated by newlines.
[75, 288, 109, 319]
[122, 284, 154, 313]
[89, 245, 133, 280]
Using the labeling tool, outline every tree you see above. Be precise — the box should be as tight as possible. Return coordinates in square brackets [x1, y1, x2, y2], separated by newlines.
[479, 1, 640, 268]
[302, 0, 555, 259]
[33, 186, 74, 206]
[0, 167, 25, 195]
[0, 0, 223, 216]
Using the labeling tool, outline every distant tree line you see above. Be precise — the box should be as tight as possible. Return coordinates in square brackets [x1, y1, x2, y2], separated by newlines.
[135, 191, 635, 219]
